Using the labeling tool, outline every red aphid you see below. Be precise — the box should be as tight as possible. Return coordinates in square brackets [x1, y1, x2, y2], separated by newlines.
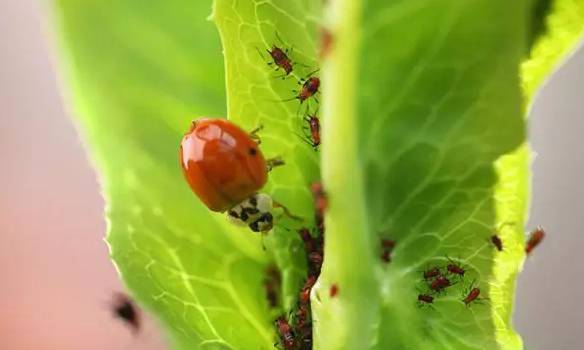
[463, 287, 481, 306]
[423, 267, 441, 280]
[491, 235, 503, 251]
[298, 228, 317, 253]
[319, 28, 334, 59]
[381, 250, 391, 263]
[446, 263, 465, 277]
[311, 182, 327, 218]
[267, 46, 293, 75]
[297, 77, 320, 103]
[417, 294, 434, 304]
[526, 226, 545, 255]
[111, 292, 141, 334]
[295, 303, 310, 330]
[303, 115, 321, 149]
[430, 275, 451, 292]
[329, 284, 339, 298]
[299, 276, 317, 304]
[308, 251, 323, 266]
[275, 317, 296, 350]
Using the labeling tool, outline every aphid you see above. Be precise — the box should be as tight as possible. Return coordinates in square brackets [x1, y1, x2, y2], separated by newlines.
[180, 118, 270, 212]
[257, 33, 294, 76]
[297, 228, 317, 254]
[422, 267, 441, 280]
[311, 182, 327, 221]
[267, 46, 293, 75]
[297, 75, 320, 104]
[463, 287, 481, 306]
[319, 28, 334, 59]
[275, 317, 296, 350]
[417, 294, 434, 304]
[329, 284, 339, 298]
[308, 251, 323, 266]
[446, 260, 465, 277]
[526, 226, 545, 255]
[430, 275, 451, 292]
[299, 114, 321, 149]
[491, 235, 503, 251]
[299, 276, 317, 303]
[295, 302, 310, 330]
[264, 266, 281, 308]
[380, 239, 396, 264]
[111, 292, 140, 334]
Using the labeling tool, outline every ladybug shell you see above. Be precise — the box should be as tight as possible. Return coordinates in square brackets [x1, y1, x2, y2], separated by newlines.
[180, 118, 268, 212]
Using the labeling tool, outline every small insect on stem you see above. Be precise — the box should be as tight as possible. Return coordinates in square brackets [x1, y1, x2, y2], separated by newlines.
[297, 228, 317, 254]
[491, 235, 503, 251]
[111, 292, 140, 335]
[526, 226, 545, 255]
[463, 287, 481, 306]
[275, 317, 296, 350]
[319, 27, 334, 59]
[310, 182, 328, 236]
[329, 284, 339, 298]
[299, 276, 317, 304]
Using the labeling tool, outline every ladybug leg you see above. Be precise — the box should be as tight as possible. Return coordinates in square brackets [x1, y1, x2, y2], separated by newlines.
[273, 200, 303, 222]
[266, 157, 285, 171]
[249, 125, 264, 144]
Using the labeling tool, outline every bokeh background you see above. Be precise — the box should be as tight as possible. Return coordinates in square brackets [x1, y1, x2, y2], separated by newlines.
[0, 1, 582, 349]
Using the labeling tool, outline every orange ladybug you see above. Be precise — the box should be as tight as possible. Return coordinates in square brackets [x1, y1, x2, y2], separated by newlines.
[180, 118, 268, 212]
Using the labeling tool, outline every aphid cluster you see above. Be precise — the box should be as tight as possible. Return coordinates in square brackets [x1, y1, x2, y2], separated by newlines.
[417, 259, 484, 307]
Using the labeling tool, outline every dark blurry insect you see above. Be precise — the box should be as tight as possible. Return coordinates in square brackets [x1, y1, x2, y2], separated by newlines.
[423, 267, 441, 280]
[417, 294, 434, 304]
[299, 114, 321, 149]
[329, 284, 339, 298]
[525, 226, 545, 255]
[491, 235, 503, 251]
[275, 317, 296, 349]
[111, 292, 140, 334]
[463, 287, 481, 306]
[264, 266, 281, 308]
[319, 27, 334, 59]
[429, 275, 451, 292]
[380, 238, 396, 264]
[311, 182, 327, 224]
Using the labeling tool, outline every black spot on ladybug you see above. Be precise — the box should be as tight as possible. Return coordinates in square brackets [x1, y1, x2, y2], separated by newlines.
[249, 147, 257, 156]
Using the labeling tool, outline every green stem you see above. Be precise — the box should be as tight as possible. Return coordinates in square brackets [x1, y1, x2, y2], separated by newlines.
[314, 0, 380, 349]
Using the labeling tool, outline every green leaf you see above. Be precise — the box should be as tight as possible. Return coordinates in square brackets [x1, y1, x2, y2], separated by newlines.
[52, 1, 277, 349]
[51, 0, 584, 349]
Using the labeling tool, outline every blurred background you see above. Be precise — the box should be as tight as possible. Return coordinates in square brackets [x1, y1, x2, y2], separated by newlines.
[0, 1, 582, 349]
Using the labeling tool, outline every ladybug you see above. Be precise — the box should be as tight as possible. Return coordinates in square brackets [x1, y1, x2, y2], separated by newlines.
[180, 118, 269, 212]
